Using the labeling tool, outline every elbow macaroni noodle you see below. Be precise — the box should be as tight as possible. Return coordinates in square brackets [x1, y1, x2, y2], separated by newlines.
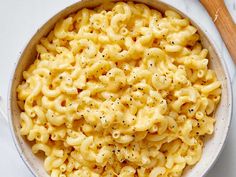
[17, 2, 221, 177]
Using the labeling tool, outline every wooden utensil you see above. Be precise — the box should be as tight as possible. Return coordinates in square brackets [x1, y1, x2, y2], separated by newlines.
[200, 0, 236, 64]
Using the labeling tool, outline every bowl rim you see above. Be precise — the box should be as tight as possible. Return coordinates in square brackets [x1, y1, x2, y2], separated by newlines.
[7, 0, 233, 177]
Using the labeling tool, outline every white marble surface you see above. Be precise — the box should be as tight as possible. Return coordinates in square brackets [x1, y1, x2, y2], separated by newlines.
[0, 0, 235, 176]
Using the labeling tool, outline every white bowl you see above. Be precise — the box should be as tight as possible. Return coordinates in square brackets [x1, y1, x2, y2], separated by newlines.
[8, 0, 233, 177]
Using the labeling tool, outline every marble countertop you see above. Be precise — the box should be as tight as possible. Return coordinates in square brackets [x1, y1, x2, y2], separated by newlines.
[0, 0, 235, 176]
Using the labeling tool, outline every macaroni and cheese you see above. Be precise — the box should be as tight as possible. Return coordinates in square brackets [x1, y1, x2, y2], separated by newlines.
[17, 2, 221, 177]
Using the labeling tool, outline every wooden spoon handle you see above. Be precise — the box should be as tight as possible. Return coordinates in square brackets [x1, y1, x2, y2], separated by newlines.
[200, 0, 236, 64]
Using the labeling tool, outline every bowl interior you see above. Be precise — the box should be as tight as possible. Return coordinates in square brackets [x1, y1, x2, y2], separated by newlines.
[9, 0, 232, 177]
